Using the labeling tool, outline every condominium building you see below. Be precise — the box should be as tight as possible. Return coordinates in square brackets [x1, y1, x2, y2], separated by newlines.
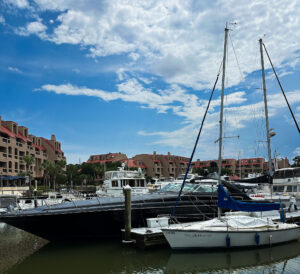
[87, 152, 128, 164]
[193, 157, 290, 178]
[133, 152, 189, 178]
[0, 115, 65, 187]
[86, 150, 291, 179]
[192, 158, 236, 175]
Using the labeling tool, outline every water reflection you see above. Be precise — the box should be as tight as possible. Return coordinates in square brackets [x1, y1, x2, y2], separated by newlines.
[1, 222, 300, 274]
[165, 240, 300, 273]
[6, 240, 170, 274]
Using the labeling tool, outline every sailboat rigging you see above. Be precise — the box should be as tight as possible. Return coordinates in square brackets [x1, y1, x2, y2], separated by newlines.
[162, 25, 300, 249]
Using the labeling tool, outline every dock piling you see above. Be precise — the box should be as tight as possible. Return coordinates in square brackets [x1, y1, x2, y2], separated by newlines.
[33, 188, 38, 208]
[123, 185, 134, 243]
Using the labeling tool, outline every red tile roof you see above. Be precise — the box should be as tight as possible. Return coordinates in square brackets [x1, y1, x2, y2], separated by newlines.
[33, 143, 46, 151]
[0, 125, 32, 142]
[41, 138, 63, 153]
[122, 159, 147, 169]
[0, 125, 15, 137]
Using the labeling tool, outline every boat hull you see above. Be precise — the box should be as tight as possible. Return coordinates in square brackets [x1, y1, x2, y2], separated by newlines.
[0, 194, 220, 241]
[162, 226, 300, 249]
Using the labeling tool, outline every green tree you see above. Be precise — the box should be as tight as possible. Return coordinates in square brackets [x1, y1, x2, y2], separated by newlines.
[66, 164, 80, 188]
[41, 160, 53, 190]
[292, 156, 300, 167]
[23, 155, 35, 187]
[49, 160, 66, 190]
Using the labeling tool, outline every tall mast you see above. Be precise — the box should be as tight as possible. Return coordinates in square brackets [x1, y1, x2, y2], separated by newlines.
[218, 25, 229, 219]
[259, 38, 272, 177]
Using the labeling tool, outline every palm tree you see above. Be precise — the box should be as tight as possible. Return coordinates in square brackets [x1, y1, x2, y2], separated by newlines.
[41, 160, 53, 190]
[23, 155, 35, 187]
[49, 160, 66, 191]
[66, 164, 78, 189]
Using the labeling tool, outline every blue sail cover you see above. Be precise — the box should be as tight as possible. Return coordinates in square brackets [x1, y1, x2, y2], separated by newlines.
[218, 185, 280, 212]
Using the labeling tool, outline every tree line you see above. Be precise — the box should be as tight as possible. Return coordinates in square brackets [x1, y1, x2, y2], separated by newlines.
[20, 155, 125, 190]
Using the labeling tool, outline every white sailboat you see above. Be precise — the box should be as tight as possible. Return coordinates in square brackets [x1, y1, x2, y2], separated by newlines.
[162, 25, 300, 249]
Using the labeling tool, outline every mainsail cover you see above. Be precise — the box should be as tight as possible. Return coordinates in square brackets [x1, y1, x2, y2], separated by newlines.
[218, 185, 280, 212]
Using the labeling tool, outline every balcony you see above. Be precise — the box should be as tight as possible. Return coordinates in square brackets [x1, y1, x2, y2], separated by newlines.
[14, 155, 18, 160]
[36, 151, 40, 155]
[8, 154, 12, 158]
[2, 137, 10, 143]
[16, 142, 23, 147]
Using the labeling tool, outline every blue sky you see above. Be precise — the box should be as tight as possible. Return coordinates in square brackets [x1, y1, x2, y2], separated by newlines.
[0, 0, 299, 164]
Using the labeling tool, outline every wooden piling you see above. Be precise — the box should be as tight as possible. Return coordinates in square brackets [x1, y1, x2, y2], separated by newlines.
[122, 185, 134, 243]
[33, 189, 38, 208]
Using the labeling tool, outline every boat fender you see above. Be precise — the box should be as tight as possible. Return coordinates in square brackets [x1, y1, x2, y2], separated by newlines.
[226, 234, 230, 248]
[255, 232, 260, 245]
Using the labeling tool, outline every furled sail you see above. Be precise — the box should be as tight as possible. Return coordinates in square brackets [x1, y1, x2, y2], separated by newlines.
[218, 185, 280, 212]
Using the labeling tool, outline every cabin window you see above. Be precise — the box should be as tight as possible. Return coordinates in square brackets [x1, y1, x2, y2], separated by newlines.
[112, 172, 118, 179]
[112, 180, 118, 187]
[140, 180, 145, 187]
[286, 186, 293, 192]
[277, 186, 284, 192]
[295, 169, 300, 177]
[129, 180, 135, 187]
[293, 186, 297, 192]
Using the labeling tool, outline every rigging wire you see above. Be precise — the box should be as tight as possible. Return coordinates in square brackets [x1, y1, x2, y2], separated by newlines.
[229, 32, 244, 82]
[262, 42, 300, 134]
[171, 61, 223, 217]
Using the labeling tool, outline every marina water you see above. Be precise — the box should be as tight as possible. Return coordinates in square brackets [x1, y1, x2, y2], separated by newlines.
[1, 222, 300, 274]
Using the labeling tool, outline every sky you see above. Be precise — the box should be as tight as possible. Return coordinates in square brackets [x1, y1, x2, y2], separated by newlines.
[0, 0, 299, 164]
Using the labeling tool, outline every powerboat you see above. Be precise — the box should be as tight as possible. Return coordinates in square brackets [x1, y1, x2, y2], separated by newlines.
[96, 168, 149, 197]
[0, 181, 250, 241]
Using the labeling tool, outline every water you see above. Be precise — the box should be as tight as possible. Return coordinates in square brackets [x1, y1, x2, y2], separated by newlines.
[1, 223, 300, 273]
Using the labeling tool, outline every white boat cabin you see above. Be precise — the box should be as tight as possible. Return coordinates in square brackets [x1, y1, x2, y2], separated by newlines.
[97, 168, 149, 197]
[250, 167, 300, 201]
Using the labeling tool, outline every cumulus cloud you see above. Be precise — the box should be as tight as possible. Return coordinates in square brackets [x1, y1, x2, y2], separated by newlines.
[16, 21, 47, 39]
[6, 0, 29, 9]
[8, 0, 300, 89]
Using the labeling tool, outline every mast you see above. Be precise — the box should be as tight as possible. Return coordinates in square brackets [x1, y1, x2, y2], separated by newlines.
[259, 38, 273, 177]
[217, 25, 229, 219]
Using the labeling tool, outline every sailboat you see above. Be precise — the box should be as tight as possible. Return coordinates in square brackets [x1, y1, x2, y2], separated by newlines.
[161, 25, 300, 249]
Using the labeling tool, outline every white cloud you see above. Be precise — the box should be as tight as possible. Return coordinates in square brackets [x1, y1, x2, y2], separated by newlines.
[16, 21, 47, 39]
[0, 15, 5, 24]
[6, 0, 29, 9]
[10, 0, 300, 89]
[8, 66, 23, 73]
